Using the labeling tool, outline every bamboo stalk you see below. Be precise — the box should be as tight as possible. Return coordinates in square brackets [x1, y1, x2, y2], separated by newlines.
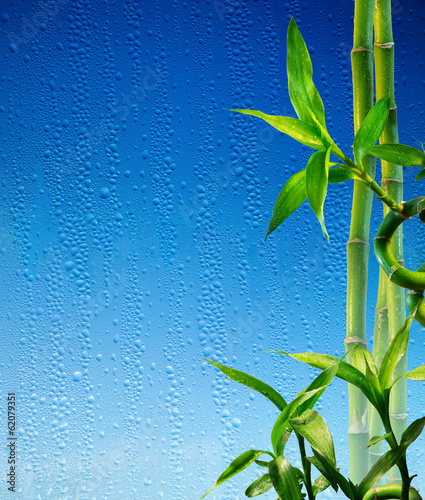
[369, 269, 388, 471]
[374, 0, 406, 483]
[346, 0, 376, 483]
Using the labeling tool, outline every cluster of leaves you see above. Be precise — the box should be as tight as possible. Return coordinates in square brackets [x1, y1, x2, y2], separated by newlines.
[201, 17, 425, 500]
[202, 308, 425, 499]
[230, 19, 425, 242]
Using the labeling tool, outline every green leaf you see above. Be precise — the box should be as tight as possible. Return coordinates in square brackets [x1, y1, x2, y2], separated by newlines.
[268, 456, 303, 500]
[306, 148, 331, 241]
[200, 450, 271, 498]
[400, 416, 425, 448]
[358, 446, 405, 498]
[353, 94, 390, 166]
[290, 409, 336, 467]
[229, 109, 323, 149]
[297, 362, 340, 416]
[271, 387, 324, 456]
[351, 346, 383, 406]
[307, 456, 338, 493]
[328, 166, 360, 183]
[277, 351, 375, 406]
[309, 451, 358, 500]
[312, 474, 331, 496]
[378, 307, 417, 389]
[265, 168, 307, 241]
[370, 143, 425, 167]
[415, 169, 425, 182]
[204, 359, 287, 411]
[255, 459, 270, 468]
[287, 18, 326, 129]
[245, 473, 273, 497]
[403, 365, 425, 381]
[367, 433, 391, 448]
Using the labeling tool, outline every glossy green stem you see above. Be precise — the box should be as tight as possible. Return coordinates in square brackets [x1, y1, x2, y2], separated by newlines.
[346, 0, 375, 482]
[374, 0, 407, 484]
[296, 433, 315, 500]
[362, 484, 423, 500]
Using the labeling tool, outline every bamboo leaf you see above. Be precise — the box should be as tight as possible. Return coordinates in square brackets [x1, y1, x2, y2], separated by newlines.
[358, 446, 405, 498]
[290, 409, 336, 467]
[328, 166, 360, 183]
[415, 169, 425, 182]
[367, 433, 391, 448]
[229, 109, 323, 149]
[370, 143, 425, 167]
[255, 459, 270, 468]
[308, 456, 338, 493]
[265, 168, 307, 241]
[297, 362, 340, 415]
[204, 359, 286, 411]
[245, 473, 273, 497]
[287, 18, 326, 128]
[200, 450, 271, 498]
[268, 456, 303, 500]
[309, 451, 358, 500]
[400, 416, 425, 448]
[403, 365, 425, 381]
[312, 474, 331, 496]
[271, 387, 323, 456]
[277, 351, 375, 405]
[353, 94, 390, 165]
[306, 148, 331, 241]
[378, 307, 417, 389]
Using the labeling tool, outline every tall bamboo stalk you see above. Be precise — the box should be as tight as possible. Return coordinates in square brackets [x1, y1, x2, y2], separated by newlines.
[346, 0, 376, 483]
[374, 0, 406, 483]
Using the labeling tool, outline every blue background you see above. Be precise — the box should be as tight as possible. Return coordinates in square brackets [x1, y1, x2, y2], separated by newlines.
[0, 0, 424, 498]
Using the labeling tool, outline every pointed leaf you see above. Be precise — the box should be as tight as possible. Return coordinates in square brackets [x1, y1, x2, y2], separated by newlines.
[229, 109, 322, 149]
[245, 473, 273, 497]
[255, 459, 270, 468]
[353, 94, 390, 165]
[415, 169, 425, 182]
[204, 359, 286, 411]
[287, 18, 326, 128]
[310, 450, 358, 500]
[378, 307, 417, 389]
[276, 351, 375, 406]
[312, 474, 331, 496]
[271, 387, 323, 455]
[328, 166, 360, 183]
[358, 446, 405, 497]
[370, 143, 425, 167]
[268, 456, 303, 500]
[306, 148, 331, 240]
[297, 362, 339, 415]
[367, 433, 391, 448]
[403, 365, 425, 381]
[400, 416, 425, 448]
[201, 450, 271, 498]
[290, 409, 336, 467]
[308, 456, 338, 493]
[351, 346, 383, 406]
[265, 168, 307, 241]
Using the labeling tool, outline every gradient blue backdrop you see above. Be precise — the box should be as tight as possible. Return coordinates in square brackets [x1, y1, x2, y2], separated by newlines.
[0, 0, 424, 498]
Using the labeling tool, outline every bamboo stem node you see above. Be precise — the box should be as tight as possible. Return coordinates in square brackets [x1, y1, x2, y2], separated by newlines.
[389, 412, 408, 420]
[344, 336, 368, 348]
[382, 178, 403, 184]
[374, 41, 395, 49]
[352, 46, 374, 53]
[347, 237, 370, 246]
